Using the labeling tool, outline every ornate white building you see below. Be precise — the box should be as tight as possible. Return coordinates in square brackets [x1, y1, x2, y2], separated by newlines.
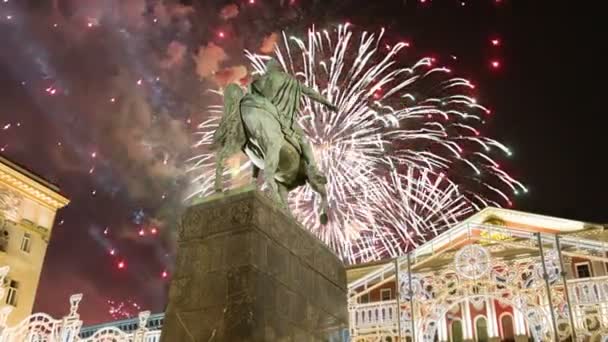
[348, 207, 608, 342]
[1, 207, 607, 341]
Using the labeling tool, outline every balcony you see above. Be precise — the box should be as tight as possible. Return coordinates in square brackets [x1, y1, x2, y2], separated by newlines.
[567, 275, 608, 306]
[350, 300, 399, 336]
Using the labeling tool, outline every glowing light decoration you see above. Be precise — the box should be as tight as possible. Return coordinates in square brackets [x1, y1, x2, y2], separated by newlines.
[454, 245, 490, 279]
[188, 25, 526, 263]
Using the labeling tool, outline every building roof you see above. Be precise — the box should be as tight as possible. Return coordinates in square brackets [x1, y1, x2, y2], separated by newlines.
[0, 155, 69, 210]
[410, 207, 604, 260]
[465, 207, 597, 232]
[347, 206, 606, 285]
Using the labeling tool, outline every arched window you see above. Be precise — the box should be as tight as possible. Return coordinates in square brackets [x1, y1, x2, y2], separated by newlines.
[475, 316, 488, 342]
[500, 313, 515, 341]
[450, 320, 464, 342]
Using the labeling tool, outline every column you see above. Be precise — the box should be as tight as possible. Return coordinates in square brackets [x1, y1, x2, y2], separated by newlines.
[395, 258, 402, 341]
[437, 313, 449, 342]
[486, 298, 500, 342]
[536, 233, 559, 342]
[462, 300, 474, 341]
[601, 303, 608, 327]
[348, 301, 357, 338]
[513, 305, 525, 335]
[574, 305, 585, 331]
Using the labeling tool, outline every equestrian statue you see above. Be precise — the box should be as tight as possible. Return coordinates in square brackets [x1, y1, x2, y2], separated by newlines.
[213, 59, 337, 224]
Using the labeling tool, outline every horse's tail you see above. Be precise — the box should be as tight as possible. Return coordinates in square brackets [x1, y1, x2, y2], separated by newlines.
[213, 83, 246, 151]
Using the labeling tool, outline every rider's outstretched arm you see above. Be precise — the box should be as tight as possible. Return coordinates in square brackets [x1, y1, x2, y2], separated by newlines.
[302, 84, 337, 111]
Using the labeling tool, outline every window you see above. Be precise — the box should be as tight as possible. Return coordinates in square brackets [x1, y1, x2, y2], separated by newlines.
[475, 316, 489, 342]
[500, 314, 515, 341]
[20, 233, 31, 253]
[0, 229, 9, 252]
[575, 262, 592, 278]
[450, 320, 463, 342]
[359, 293, 370, 304]
[6, 280, 18, 306]
[381, 288, 392, 301]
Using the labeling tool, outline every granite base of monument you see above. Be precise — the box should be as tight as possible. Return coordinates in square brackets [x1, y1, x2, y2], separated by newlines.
[161, 188, 348, 341]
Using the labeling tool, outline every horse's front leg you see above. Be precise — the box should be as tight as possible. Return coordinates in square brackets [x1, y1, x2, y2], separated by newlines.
[308, 175, 329, 225]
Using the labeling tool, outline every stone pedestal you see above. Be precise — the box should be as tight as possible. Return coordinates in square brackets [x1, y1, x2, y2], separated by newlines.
[161, 188, 348, 341]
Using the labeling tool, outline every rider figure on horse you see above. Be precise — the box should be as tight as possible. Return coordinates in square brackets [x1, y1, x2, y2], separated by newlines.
[214, 59, 335, 222]
[249, 59, 337, 185]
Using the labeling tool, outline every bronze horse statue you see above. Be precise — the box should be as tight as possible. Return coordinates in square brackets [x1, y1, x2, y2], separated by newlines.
[213, 61, 337, 224]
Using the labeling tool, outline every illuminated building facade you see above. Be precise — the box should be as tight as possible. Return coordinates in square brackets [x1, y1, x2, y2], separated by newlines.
[0, 156, 69, 326]
[348, 207, 608, 341]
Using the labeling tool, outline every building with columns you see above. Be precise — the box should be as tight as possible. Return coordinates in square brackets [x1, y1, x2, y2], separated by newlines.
[0, 156, 69, 326]
[348, 207, 608, 341]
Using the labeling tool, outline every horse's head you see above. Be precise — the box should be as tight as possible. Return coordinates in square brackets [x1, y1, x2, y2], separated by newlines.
[265, 58, 282, 73]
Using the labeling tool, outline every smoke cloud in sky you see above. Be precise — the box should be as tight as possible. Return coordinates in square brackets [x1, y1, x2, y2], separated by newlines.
[260, 32, 279, 54]
[220, 4, 239, 20]
[193, 42, 228, 79]
[160, 41, 188, 70]
[1, 0, 350, 323]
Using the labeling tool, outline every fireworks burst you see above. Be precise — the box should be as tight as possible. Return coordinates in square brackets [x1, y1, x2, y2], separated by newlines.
[107, 299, 141, 320]
[187, 25, 526, 264]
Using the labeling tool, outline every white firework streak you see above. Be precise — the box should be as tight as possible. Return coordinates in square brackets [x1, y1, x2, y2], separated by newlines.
[187, 25, 526, 264]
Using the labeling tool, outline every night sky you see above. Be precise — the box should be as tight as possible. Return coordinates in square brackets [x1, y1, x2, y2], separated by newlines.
[0, 0, 605, 324]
